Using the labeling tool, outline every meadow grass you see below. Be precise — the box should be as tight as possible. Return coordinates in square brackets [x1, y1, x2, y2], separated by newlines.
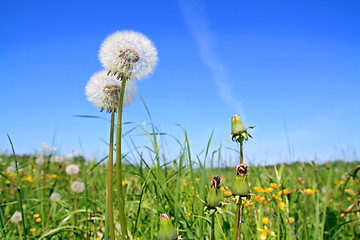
[1, 129, 359, 239]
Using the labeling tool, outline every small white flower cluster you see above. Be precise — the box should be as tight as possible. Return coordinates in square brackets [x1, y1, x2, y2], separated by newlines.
[35, 157, 45, 165]
[65, 164, 80, 175]
[71, 181, 85, 193]
[86, 30, 158, 113]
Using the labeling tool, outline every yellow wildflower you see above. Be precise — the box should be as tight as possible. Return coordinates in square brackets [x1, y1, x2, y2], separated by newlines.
[165, 205, 169, 209]
[195, 178, 200, 182]
[270, 183, 280, 188]
[304, 189, 314, 195]
[35, 218, 41, 223]
[51, 174, 57, 179]
[224, 191, 232, 196]
[30, 228, 36, 233]
[262, 217, 270, 225]
[283, 189, 292, 195]
[279, 201, 285, 211]
[33, 214, 40, 218]
[289, 217, 295, 224]
[264, 187, 274, 193]
[253, 186, 264, 192]
[122, 180, 129, 185]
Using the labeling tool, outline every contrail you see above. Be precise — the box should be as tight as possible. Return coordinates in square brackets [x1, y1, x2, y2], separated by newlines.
[178, 0, 244, 115]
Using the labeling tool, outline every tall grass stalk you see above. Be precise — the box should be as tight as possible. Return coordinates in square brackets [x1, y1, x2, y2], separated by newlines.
[7, 134, 27, 240]
[115, 77, 128, 238]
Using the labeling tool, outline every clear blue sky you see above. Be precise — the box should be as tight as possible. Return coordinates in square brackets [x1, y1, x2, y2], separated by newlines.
[1, 0, 359, 165]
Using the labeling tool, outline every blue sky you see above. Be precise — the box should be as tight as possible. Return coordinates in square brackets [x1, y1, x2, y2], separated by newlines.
[1, 0, 359, 166]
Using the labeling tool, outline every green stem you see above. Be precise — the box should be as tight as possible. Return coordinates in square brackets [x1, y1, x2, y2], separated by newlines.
[211, 213, 215, 240]
[232, 140, 244, 240]
[116, 78, 128, 239]
[108, 112, 115, 240]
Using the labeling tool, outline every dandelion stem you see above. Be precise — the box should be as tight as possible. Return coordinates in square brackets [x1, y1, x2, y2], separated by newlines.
[233, 140, 244, 240]
[108, 111, 115, 240]
[115, 77, 128, 239]
[211, 213, 215, 240]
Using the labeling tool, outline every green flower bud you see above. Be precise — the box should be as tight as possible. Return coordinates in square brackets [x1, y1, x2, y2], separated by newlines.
[206, 176, 223, 208]
[231, 115, 246, 135]
[232, 164, 249, 196]
[159, 214, 177, 240]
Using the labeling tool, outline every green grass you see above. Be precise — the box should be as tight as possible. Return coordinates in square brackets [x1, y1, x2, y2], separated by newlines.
[1, 131, 359, 239]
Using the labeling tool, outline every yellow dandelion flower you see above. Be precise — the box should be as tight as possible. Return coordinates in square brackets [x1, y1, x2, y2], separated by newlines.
[186, 211, 191, 216]
[224, 191, 232, 196]
[279, 201, 285, 211]
[270, 183, 280, 188]
[5, 180, 10, 185]
[30, 228, 36, 233]
[339, 180, 345, 185]
[304, 189, 314, 195]
[283, 189, 292, 195]
[143, 203, 149, 207]
[35, 218, 41, 223]
[262, 217, 270, 225]
[220, 186, 227, 192]
[253, 186, 264, 192]
[254, 195, 261, 202]
[51, 174, 57, 179]
[165, 205, 169, 209]
[183, 182, 187, 186]
[289, 217, 295, 224]
[347, 197, 352, 201]
[264, 187, 274, 193]
[122, 180, 129, 185]
[33, 214, 40, 218]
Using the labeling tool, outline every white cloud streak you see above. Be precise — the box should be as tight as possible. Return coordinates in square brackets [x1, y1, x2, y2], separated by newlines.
[178, 0, 244, 115]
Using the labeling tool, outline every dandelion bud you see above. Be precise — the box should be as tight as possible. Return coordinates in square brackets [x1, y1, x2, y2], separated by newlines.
[159, 214, 177, 240]
[230, 115, 254, 142]
[207, 176, 223, 208]
[232, 164, 249, 196]
[231, 115, 246, 135]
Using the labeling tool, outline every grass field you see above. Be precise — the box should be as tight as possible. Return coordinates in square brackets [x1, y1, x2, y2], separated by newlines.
[1, 132, 359, 239]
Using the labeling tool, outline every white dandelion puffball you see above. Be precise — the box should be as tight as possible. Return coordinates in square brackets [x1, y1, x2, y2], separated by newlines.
[86, 70, 137, 112]
[10, 211, 22, 223]
[6, 166, 15, 173]
[50, 192, 61, 200]
[71, 181, 85, 193]
[35, 157, 45, 165]
[50, 155, 62, 163]
[65, 164, 80, 175]
[99, 30, 158, 80]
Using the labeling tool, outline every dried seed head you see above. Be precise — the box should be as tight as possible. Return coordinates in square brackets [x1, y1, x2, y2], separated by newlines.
[236, 163, 248, 177]
[119, 48, 140, 63]
[210, 176, 222, 189]
[101, 84, 121, 112]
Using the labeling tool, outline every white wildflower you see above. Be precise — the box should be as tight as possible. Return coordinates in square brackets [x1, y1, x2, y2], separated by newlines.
[42, 142, 48, 151]
[97, 232, 104, 239]
[85, 70, 137, 112]
[50, 192, 61, 200]
[35, 157, 45, 165]
[65, 164, 80, 175]
[99, 30, 158, 80]
[6, 166, 15, 173]
[50, 155, 62, 163]
[10, 211, 22, 223]
[51, 147, 57, 152]
[67, 154, 74, 160]
[71, 181, 85, 193]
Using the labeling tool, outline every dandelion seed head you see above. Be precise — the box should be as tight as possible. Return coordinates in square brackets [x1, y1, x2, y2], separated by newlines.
[10, 211, 22, 223]
[35, 157, 45, 165]
[50, 192, 61, 200]
[85, 70, 137, 112]
[65, 164, 80, 175]
[50, 155, 62, 163]
[6, 166, 15, 174]
[71, 181, 85, 193]
[99, 30, 158, 80]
